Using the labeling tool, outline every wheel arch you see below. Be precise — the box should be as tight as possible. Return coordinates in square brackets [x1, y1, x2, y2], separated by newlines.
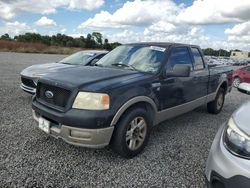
[219, 81, 228, 93]
[110, 96, 158, 126]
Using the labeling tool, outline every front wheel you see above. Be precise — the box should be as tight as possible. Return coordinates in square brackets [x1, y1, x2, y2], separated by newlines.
[207, 88, 225, 114]
[110, 108, 151, 158]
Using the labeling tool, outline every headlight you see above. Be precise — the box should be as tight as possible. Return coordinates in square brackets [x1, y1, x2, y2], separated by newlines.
[224, 117, 250, 159]
[72, 92, 110, 110]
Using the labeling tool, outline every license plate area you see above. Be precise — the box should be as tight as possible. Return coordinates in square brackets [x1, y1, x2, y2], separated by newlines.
[38, 117, 50, 134]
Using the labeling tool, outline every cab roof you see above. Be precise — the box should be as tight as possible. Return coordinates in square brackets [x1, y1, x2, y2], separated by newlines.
[126, 42, 200, 49]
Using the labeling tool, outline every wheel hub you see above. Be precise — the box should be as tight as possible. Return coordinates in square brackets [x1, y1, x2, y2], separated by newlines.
[217, 93, 224, 109]
[132, 127, 140, 139]
[126, 117, 147, 151]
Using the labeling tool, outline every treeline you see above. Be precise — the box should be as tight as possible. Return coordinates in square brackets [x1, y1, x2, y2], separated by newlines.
[0, 32, 121, 50]
[203, 48, 230, 57]
[203, 48, 250, 57]
[202, 48, 233, 57]
[1, 33, 249, 56]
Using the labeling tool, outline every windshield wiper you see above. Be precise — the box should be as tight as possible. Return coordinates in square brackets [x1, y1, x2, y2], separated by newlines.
[60, 62, 72, 65]
[111, 63, 138, 71]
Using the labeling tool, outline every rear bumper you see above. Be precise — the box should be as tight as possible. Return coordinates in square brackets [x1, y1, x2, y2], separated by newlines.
[33, 110, 114, 148]
[20, 83, 36, 94]
[205, 124, 250, 188]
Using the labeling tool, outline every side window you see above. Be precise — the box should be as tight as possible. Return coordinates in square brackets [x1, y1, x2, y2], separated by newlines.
[191, 48, 204, 70]
[241, 67, 250, 72]
[167, 47, 193, 70]
[243, 67, 250, 72]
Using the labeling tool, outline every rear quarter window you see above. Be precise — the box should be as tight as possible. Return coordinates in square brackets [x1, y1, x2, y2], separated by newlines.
[191, 48, 204, 70]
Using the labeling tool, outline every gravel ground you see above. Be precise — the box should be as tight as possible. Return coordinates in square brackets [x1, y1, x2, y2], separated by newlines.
[0, 52, 249, 188]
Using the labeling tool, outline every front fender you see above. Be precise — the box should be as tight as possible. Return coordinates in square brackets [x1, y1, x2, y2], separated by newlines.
[110, 96, 158, 126]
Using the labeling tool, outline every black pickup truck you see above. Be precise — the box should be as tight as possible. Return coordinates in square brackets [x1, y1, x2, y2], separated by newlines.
[32, 42, 233, 158]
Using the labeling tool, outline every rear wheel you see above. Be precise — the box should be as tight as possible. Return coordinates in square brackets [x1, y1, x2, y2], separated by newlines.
[110, 108, 151, 158]
[233, 77, 241, 88]
[207, 88, 225, 114]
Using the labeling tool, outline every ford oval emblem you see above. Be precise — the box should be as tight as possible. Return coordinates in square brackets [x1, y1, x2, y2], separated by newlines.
[45, 90, 54, 99]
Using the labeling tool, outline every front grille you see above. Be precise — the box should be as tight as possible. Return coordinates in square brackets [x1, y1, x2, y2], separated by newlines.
[36, 82, 71, 109]
[21, 77, 36, 88]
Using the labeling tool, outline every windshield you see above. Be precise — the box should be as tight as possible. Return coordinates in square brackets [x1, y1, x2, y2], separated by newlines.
[96, 45, 166, 73]
[58, 51, 96, 65]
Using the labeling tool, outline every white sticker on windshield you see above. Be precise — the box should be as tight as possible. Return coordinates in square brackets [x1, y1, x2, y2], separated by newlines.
[150, 46, 166, 52]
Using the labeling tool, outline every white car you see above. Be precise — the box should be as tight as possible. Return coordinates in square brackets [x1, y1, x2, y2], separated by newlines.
[205, 83, 250, 188]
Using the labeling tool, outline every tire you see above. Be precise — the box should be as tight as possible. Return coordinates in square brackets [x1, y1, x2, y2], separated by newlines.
[233, 77, 241, 88]
[110, 107, 152, 158]
[207, 88, 225, 114]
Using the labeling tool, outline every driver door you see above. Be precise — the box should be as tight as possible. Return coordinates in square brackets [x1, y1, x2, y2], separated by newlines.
[158, 46, 195, 110]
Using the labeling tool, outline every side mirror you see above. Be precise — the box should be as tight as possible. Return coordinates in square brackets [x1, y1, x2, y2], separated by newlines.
[166, 64, 191, 77]
[238, 83, 250, 95]
[90, 58, 99, 65]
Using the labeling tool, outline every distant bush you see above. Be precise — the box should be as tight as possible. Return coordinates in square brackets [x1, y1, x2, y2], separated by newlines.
[0, 40, 47, 50]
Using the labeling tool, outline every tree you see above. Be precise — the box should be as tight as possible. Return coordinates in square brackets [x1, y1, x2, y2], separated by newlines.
[1, 33, 11, 40]
[66, 40, 74, 47]
[92, 32, 103, 46]
[85, 33, 96, 48]
[110, 42, 121, 49]
[41, 35, 51, 45]
[103, 38, 112, 50]
[14, 33, 42, 43]
[73, 36, 86, 47]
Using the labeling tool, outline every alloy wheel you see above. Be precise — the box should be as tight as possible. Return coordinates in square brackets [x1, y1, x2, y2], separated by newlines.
[126, 117, 147, 151]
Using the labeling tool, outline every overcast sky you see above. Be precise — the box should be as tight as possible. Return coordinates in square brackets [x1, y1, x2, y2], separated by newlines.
[0, 0, 250, 51]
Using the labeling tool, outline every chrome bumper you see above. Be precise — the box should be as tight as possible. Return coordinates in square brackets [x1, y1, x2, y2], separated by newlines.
[32, 110, 114, 148]
[20, 83, 36, 94]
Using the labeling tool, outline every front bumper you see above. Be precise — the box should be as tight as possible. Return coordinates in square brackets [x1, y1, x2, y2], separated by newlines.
[32, 98, 114, 129]
[205, 124, 250, 188]
[33, 110, 114, 148]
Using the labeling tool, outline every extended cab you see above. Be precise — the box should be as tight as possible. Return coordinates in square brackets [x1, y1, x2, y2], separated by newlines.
[32, 42, 233, 158]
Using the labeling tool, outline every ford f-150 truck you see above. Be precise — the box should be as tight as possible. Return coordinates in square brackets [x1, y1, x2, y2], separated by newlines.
[32, 42, 233, 158]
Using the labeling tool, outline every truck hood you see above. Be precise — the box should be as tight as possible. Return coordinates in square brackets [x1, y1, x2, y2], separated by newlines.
[20, 62, 76, 78]
[232, 100, 250, 135]
[40, 66, 149, 91]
